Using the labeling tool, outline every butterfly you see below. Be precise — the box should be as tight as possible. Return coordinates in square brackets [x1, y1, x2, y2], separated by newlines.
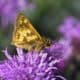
[11, 13, 52, 51]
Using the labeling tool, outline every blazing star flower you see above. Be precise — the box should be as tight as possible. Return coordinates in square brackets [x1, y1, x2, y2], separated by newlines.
[0, 0, 34, 27]
[0, 48, 66, 80]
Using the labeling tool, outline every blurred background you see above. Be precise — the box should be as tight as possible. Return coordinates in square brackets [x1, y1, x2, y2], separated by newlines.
[0, 0, 80, 80]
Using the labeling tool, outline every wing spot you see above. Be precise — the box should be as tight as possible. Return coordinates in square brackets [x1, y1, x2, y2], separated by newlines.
[24, 19, 28, 24]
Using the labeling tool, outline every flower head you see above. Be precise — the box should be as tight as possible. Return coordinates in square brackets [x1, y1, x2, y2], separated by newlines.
[0, 47, 66, 80]
[59, 16, 80, 53]
[0, 0, 34, 27]
[44, 40, 72, 60]
[59, 17, 80, 39]
[59, 16, 80, 40]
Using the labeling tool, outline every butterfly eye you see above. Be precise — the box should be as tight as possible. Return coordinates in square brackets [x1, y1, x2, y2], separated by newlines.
[46, 39, 51, 46]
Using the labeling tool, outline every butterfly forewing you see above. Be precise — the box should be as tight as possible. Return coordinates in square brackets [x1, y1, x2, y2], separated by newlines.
[11, 14, 45, 51]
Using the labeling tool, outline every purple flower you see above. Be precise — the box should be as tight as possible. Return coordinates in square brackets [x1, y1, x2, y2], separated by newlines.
[0, 0, 34, 27]
[44, 40, 72, 60]
[59, 16, 80, 40]
[59, 16, 80, 53]
[0, 48, 66, 80]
